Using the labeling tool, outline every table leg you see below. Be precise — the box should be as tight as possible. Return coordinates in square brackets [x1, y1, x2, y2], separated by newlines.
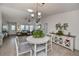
[51, 39, 52, 51]
[50, 36, 52, 51]
[45, 43, 47, 56]
[34, 44, 36, 56]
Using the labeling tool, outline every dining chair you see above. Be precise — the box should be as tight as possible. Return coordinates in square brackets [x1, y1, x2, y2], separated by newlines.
[15, 36, 32, 56]
[47, 34, 53, 52]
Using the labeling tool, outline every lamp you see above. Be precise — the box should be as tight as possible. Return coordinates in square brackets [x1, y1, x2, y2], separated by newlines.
[35, 3, 44, 23]
[27, 3, 45, 23]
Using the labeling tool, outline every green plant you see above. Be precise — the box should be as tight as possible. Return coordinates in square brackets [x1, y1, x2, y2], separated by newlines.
[32, 29, 44, 38]
[56, 23, 68, 31]
[56, 30, 64, 36]
[55, 23, 68, 35]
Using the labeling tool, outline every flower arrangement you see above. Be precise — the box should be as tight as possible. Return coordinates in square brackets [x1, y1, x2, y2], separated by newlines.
[56, 23, 68, 35]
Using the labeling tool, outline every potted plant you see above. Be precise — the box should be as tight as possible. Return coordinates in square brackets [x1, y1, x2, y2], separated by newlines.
[56, 23, 68, 35]
[32, 29, 45, 38]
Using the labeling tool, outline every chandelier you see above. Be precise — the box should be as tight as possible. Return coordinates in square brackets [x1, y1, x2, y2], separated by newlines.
[27, 3, 45, 23]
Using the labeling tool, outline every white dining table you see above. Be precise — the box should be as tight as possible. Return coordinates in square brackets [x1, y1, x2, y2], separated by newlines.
[27, 36, 50, 56]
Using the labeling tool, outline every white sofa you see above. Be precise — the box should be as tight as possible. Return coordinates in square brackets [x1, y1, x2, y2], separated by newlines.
[0, 33, 4, 46]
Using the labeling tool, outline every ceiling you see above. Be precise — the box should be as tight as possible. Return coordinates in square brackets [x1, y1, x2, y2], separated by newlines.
[0, 3, 79, 18]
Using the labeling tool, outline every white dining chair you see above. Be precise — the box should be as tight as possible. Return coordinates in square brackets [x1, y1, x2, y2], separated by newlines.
[15, 36, 32, 56]
[46, 34, 53, 52]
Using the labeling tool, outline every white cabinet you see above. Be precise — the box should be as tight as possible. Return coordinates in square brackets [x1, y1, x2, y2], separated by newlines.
[51, 34, 75, 51]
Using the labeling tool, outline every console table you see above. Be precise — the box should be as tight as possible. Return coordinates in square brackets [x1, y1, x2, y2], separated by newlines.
[50, 33, 75, 51]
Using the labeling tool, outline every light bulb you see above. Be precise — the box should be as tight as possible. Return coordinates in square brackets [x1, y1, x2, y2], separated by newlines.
[31, 14, 34, 17]
[27, 9, 33, 12]
[38, 12, 41, 15]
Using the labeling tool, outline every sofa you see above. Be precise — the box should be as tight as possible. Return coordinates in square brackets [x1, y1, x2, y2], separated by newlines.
[0, 33, 4, 46]
[0, 32, 9, 46]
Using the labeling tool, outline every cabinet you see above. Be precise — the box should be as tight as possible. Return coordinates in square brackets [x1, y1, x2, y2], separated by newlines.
[51, 34, 75, 51]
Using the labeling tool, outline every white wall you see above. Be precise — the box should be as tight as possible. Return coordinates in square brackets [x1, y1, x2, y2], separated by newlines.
[1, 7, 29, 24]
[0, 8, 2, 33]
[41, 10, 79, 50]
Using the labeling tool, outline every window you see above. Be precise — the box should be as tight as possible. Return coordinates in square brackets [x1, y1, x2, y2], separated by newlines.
[36, 25, 41, 30]
[19, 25, 34, 32]
[37, 25, 41, 29]
[20, 25, 25, 31]
[11, 25, 15, 31]
[25, 25, 29, 31]
[2, 25, 8, 31]
[29, 25, 34, 32]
